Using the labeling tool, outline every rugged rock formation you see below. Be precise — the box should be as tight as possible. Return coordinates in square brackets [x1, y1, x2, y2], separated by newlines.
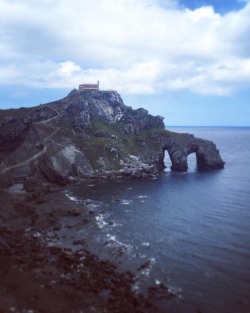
[0, 90, 224, 188]
[163, 134, 225, 171]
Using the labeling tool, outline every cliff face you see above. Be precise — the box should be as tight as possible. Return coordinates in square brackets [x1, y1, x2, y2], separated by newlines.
[0, 90, 224, 189]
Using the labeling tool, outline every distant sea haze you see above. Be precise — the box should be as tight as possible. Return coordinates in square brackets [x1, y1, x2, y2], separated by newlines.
[64, 127, 250, 313]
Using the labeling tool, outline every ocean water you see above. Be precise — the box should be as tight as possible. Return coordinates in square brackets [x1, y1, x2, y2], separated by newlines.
[64, 127, 250, 313]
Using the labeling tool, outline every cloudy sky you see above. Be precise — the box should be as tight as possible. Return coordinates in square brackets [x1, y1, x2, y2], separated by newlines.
[0, 0, 250, 126]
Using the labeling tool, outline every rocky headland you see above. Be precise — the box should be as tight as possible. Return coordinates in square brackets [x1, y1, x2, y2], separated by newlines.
[0, 90, 225, 312]
[0, 89, 224, 190]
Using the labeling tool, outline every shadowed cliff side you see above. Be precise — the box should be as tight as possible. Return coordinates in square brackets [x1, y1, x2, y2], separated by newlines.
[0, 90, 224, 189]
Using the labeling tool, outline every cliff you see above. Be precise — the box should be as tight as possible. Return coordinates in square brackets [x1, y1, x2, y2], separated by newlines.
[0, 90, 224, 190]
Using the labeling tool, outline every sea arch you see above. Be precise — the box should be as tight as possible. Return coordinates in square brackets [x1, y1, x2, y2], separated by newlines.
[162, 133, 225, 172]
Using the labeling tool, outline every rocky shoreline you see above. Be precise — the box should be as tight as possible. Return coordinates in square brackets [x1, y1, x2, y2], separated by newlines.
[0, 187, 180, 313]
[0, 87, 224, 313]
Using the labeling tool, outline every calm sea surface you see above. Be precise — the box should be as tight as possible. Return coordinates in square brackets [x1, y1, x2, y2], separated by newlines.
[64, 127, 250, 313]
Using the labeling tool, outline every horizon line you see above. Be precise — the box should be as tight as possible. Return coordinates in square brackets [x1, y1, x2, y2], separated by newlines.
[166, 125, 250, 128]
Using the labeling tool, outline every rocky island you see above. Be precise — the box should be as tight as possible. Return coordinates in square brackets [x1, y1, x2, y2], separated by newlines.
[0, 90, 225, 313]
[0, 89, 224, 190]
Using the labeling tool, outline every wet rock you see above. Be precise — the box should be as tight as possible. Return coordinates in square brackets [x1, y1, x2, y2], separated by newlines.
[67, 208, 82, 216]
[53, 225, 61, 231]
[73, 239, 86, 245]
[24, 177, 50, 193]
[82, 219, 90, 225]
[137, 260, 151, 271]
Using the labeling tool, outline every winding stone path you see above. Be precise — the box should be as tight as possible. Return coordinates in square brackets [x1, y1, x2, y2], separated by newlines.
[1, 127, 60, 175]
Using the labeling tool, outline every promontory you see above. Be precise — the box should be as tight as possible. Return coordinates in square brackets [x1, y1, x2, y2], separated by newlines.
[0, 89, 224, 191]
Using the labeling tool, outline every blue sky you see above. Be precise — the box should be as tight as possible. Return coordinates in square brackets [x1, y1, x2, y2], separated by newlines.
[179, 0, 246, 13]
[0, 0, 250, 126]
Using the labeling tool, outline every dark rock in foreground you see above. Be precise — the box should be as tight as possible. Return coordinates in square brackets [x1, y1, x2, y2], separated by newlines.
[0, 90, 224, 188]
[0, 190, 176, 313]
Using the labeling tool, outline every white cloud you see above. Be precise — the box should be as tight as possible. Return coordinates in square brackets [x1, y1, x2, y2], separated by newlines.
[184, 6, 218, 23]
[0, 0, 250, 96]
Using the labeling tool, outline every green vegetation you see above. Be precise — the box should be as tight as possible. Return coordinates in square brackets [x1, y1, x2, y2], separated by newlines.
[91, 119, 120, 135]
[0, 107, 29, 121]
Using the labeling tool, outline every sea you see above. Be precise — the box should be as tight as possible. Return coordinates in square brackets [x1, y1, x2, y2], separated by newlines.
[60, 127, 250, 313]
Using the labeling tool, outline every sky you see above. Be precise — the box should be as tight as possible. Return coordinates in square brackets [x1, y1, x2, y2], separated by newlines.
[0, 0, 250, 126]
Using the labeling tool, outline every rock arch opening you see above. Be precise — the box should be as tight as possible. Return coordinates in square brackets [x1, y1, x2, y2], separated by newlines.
[187, 152, 197, 172]
[163, 149, 198, 172]
[163, 150, 172, 172]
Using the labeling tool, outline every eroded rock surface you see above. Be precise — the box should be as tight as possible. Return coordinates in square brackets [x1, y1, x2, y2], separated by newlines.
[163, 134, 225, 171]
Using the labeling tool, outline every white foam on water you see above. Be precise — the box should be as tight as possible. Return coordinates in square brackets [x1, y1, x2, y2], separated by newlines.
[168, 286, 183, 299]
[87, 203, 100, 209]
[65, 192, 79, 202]
[141, 268, 151, 277]
[95, 214, 108, 229]
[105, 233, 134, 253]
[125, 209, 132, 213]
[121, 199, 132, 205]
[138, 195, 148, 199]
[107, 234, 116, 241]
